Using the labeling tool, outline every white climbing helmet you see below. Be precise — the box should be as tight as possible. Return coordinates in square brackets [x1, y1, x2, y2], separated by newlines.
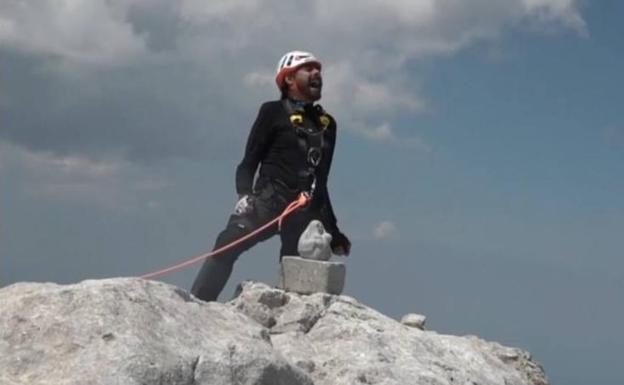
[275, 50, 322, 89]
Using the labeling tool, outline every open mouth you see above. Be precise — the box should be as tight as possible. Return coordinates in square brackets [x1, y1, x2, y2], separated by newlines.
[309, 78, 323, 89]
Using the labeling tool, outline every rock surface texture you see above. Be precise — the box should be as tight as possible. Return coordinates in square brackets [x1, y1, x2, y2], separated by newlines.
[0, 278, 549, 385]
[401, 313, 427, 330]
[0, 279, 311, 385]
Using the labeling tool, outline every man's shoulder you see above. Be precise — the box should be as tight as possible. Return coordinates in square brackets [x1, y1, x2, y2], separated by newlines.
[314, 103, 334, 117]
[315, 104, 337, 130]
[258, 100, 285, 112]
[254, 100, 289, 126]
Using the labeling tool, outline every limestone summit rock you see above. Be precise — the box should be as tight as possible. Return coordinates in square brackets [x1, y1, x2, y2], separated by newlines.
[0, 279, 311, 385]
[230, 281, 548, 385]
[0, 278, 549, 385]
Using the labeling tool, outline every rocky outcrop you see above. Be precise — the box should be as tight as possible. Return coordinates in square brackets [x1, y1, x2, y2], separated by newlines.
[230, 281, 548, 385]
[0, 278, 548, 385]
[0, 279, 311, 385]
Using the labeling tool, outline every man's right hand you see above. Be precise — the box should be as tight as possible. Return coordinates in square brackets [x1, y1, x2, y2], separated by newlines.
[234, 195, 254, 215]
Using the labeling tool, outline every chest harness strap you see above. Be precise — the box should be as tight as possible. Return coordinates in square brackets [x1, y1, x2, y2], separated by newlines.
[282, 99, 331, 197]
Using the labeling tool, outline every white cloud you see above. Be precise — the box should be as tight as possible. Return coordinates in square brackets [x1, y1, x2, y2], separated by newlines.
[243, 72, 274, 88]
[0, 141, 167, 210]
[179, 0, 263, 22]
[323, 62, 425, 115]
[0, 0, 587, 157]
[0, 1, 147, 67]
[373, 220, 399, 240]
[356, 123, 431, 152]
[320, 61, 428, 146]
[0, 0, 586, 70]
[522, 0, 587, 35]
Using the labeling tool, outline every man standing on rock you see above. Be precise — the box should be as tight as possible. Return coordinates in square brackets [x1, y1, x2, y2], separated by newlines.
[191, 51, 351, 301]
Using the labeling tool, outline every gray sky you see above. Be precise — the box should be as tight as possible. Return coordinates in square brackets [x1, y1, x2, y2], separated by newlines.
[2, 1, 623, 384]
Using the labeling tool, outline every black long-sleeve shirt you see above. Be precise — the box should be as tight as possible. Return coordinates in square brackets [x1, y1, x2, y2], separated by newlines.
[235, 100, 339, 232]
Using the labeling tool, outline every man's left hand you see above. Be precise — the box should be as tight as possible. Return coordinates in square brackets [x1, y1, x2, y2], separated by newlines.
[331, 232, 351, 256]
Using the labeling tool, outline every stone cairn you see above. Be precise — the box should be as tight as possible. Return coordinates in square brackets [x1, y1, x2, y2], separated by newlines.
[280, 220, 346, 295]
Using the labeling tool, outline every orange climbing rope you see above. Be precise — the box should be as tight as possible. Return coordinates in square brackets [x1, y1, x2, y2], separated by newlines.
[139, 192, 311, 280]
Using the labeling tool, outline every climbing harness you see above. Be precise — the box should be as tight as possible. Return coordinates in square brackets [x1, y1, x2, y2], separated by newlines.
[139, 192, 311, 280]
[284, 99, 331, 199]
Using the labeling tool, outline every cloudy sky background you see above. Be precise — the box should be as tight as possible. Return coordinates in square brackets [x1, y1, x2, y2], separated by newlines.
[2, 1, 623, 384]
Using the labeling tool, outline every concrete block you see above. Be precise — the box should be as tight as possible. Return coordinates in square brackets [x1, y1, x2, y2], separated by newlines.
[280, 256, 346, 295]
